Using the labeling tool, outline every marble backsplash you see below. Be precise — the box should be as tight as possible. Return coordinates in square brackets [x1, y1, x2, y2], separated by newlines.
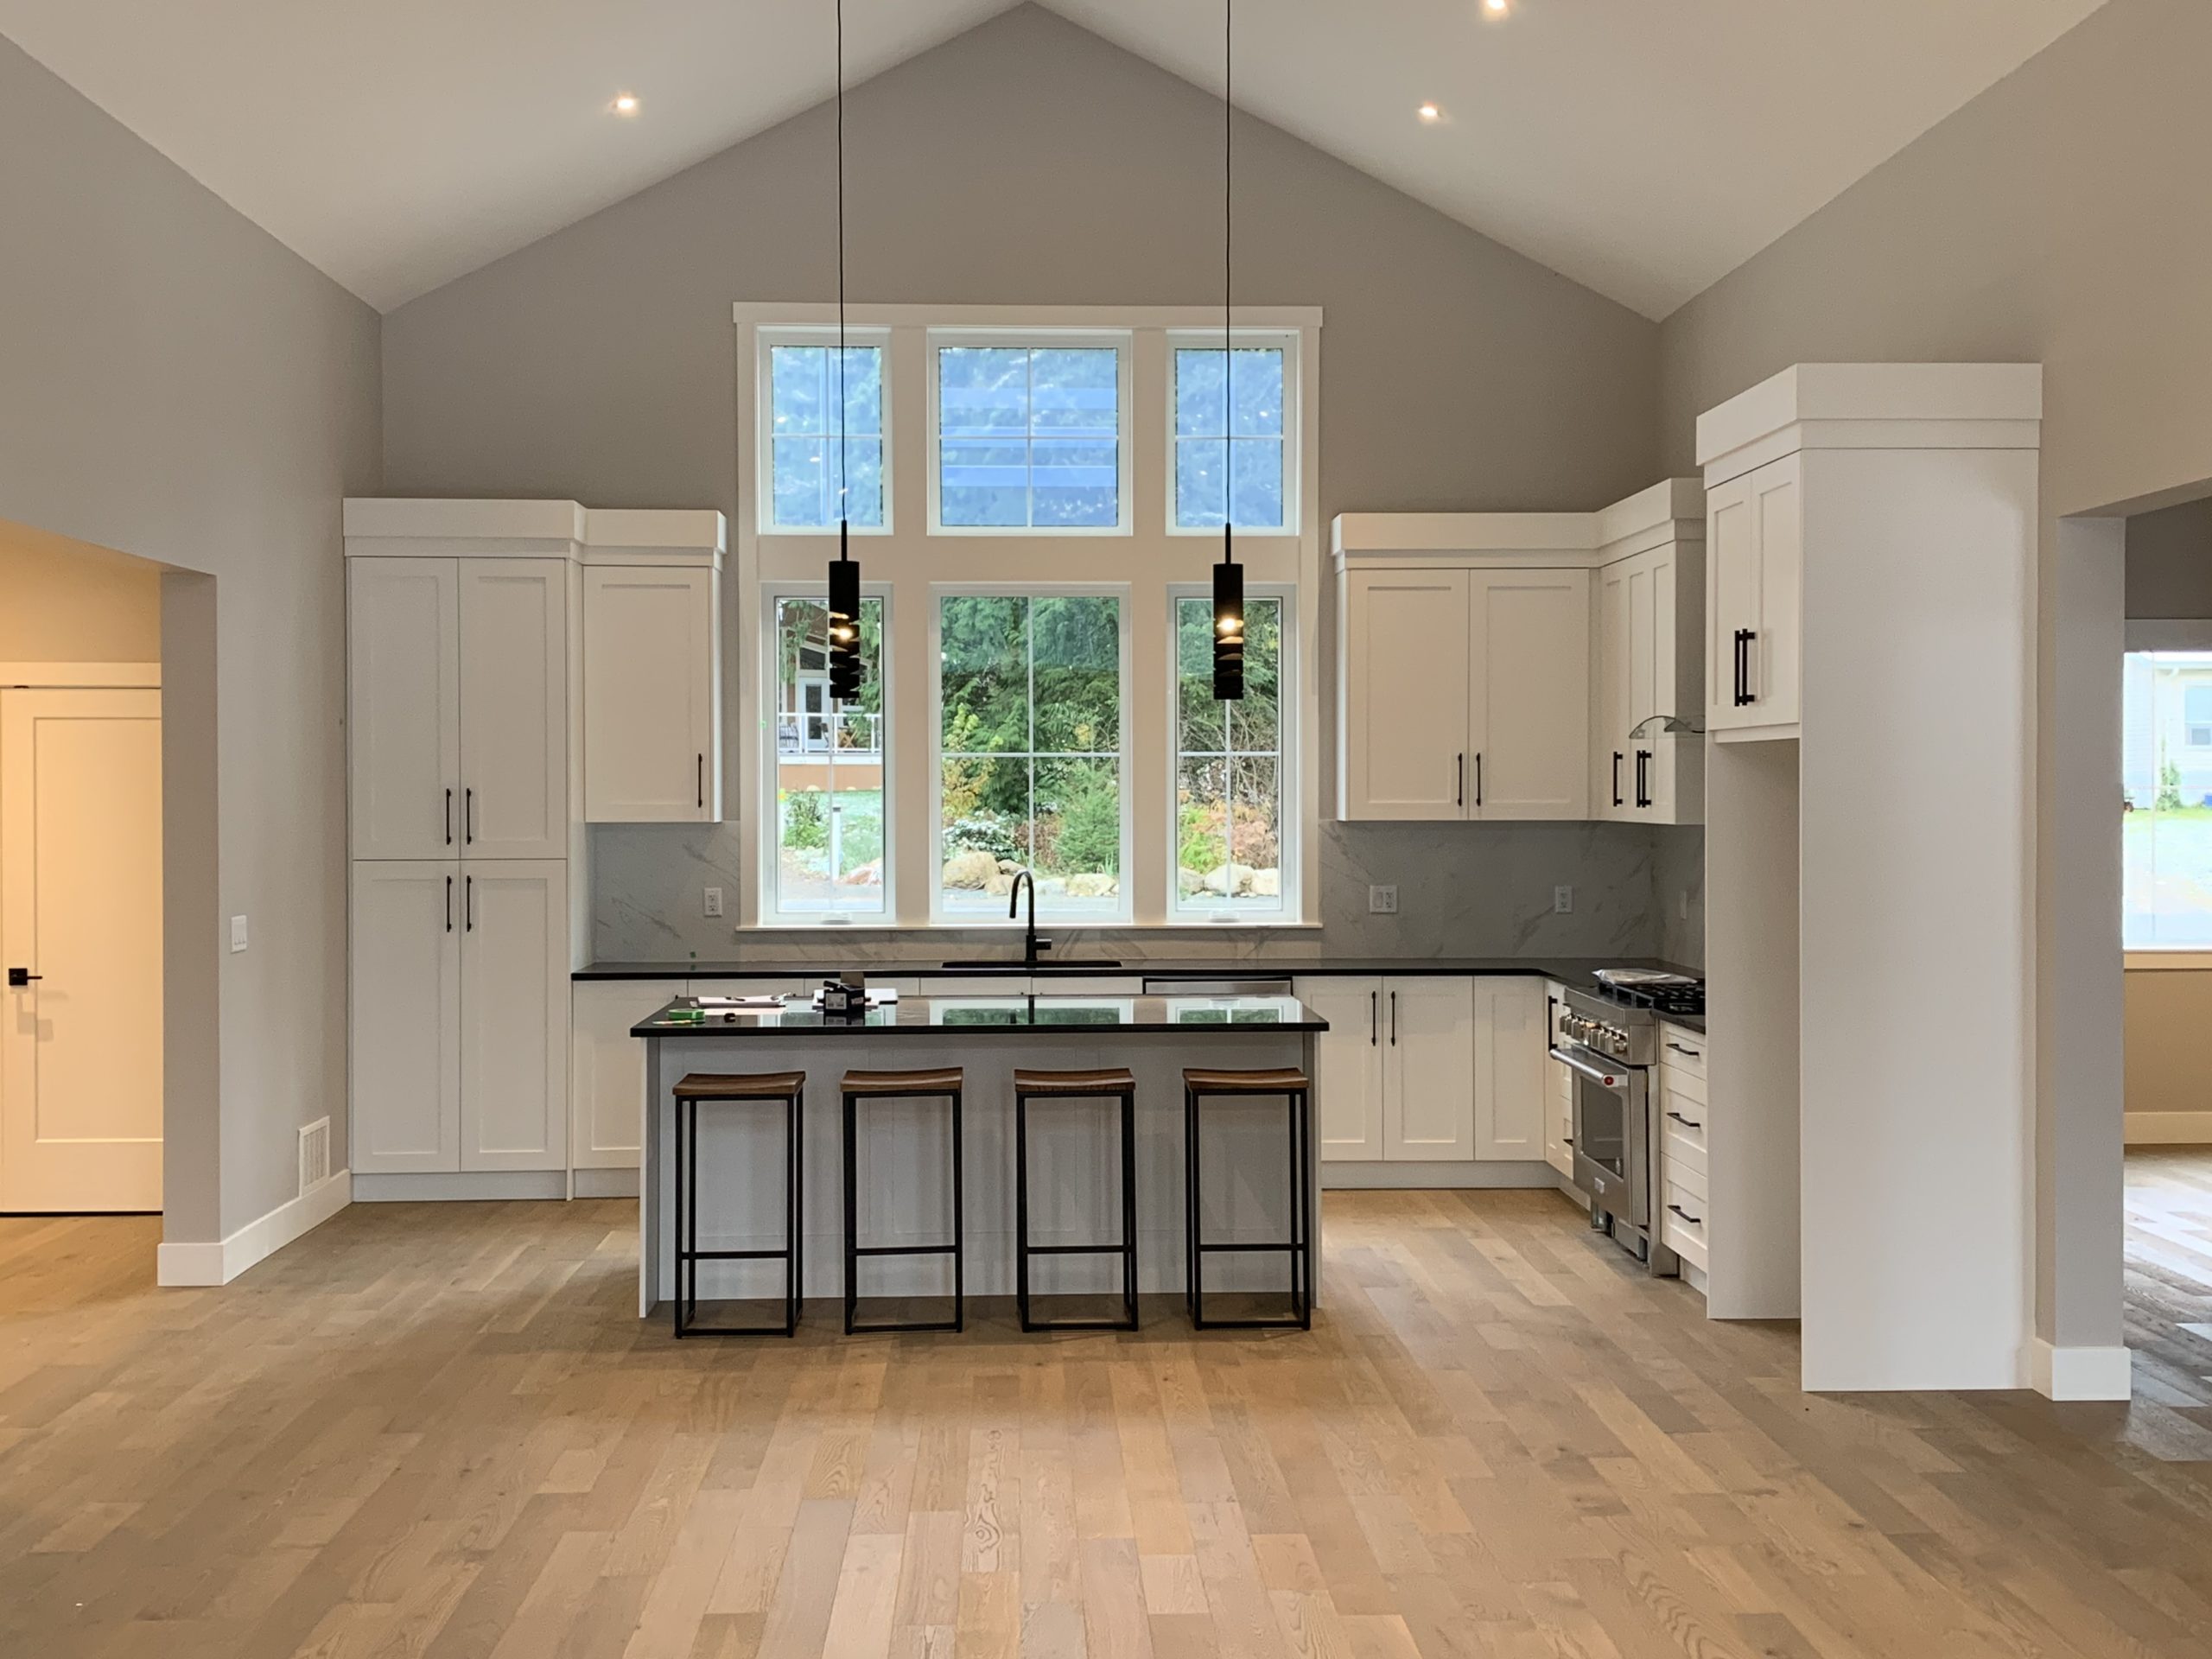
[588, 818, 1705, 968]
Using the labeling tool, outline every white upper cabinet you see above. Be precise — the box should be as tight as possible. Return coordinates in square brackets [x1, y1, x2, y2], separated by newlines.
[1339, 570, 1471, 819]
[347, 558, 461, 861]
[459, 559, 569, 859]
[1590, 480, 1706, 823]
[582, 560, 722, 823]
[1706, 453, 1802, 738]
[1469, 569, 1589, 820]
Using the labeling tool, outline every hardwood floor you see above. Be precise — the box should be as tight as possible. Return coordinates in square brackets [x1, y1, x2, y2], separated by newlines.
[6, 1169, 2212, 1658]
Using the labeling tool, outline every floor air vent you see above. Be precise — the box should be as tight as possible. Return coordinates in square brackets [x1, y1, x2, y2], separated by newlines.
[298, 1117, 331, 1196]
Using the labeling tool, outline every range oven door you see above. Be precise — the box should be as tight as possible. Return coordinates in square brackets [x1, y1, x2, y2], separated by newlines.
[1554, 1044, 1649, 1230]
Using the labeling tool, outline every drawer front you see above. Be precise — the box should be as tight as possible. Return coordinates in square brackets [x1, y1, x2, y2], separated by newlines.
[1663, 1155, 1707, 1204]
[1659, 1026, 1707, 1078]
[1662, 1122, 1707, 1180]
[1659, 1063, 1707, 1106]
[1661, 1179, 1707, 1251]
[1658, 1089, 1708, 1147]
[1662, 1211, 1708, 1268]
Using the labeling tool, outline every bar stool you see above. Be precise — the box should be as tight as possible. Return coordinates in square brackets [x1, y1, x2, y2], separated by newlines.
[842, 1066, 965, 1334]
[1183, 1067, 1313, 1331]
[671, 1070, 806, 1338]
[1012, 1067, 1140, 1332]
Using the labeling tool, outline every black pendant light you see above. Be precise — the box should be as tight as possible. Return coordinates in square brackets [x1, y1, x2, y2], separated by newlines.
[826, 0, 864, 702]
[1211, 0, 1244, 702]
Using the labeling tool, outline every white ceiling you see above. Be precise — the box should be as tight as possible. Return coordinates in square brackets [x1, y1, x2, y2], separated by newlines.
[0, 0, 2107, 318]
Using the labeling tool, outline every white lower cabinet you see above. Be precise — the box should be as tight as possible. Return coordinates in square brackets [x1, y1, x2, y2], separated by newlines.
[570, 980, 680, 1169]
[1655, 1020, 1710, 1276]
[352, 859, 569, 1176]
[1304, 975, 1549, 1176]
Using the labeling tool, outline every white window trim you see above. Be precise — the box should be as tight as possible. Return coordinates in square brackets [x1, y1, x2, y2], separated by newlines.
[927, 583, 1136, 926]
[755, 325, 896, 537]
[925, 329, 1135, 537]
[1165, 582, 1300, 922]
[732, 302, 1324, 931]
[1162, 329, 1302, 538]
[757, 582, 897, 925]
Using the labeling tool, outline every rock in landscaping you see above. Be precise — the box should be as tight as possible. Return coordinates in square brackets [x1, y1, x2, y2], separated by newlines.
[942, 850, 1000, 890]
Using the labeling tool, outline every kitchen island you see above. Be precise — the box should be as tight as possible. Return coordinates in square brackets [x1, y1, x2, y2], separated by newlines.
[631, 991, 1327, 1321]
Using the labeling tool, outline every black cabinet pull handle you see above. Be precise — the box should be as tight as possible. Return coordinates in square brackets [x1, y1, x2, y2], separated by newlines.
[445, 787, 454, 846]
[1611, 752, 1623, 809]
[6, 968, 41, 988]
[696, 753, 705, 810]
[1665, 1109, 1703, 1130]
[1732, 629, 1746, 706]
[1369, 989, 1378, 1046]
[1389, 990, 1398, 1046]
[1636, 749, 1650, 810]
[445, 875, 454, 933]
[465, 874, 474, 931]
[1475, 753, 1484, 807]
[1455, 753, 1464, 808]
[1668, 1202, 1703, 1226]
[1665, 1040, 1701, 1058]
[465, 786, 475, 844]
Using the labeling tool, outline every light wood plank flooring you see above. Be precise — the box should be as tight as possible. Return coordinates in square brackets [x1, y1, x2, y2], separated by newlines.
[5, 1166, 2212, 1657]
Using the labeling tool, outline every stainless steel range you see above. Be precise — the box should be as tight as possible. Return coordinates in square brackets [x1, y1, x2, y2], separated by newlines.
[1552, 977, 1700, 1274]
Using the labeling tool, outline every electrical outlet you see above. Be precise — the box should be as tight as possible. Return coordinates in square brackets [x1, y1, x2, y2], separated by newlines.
[229, 915, 249, 953]
[1369, 884, 1398, 915]
[1554, 885, 1573, 914]
[702, 887, 724, 918]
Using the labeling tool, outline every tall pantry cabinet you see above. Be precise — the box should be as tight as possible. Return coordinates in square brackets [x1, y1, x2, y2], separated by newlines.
[343, 499, 725, 1197]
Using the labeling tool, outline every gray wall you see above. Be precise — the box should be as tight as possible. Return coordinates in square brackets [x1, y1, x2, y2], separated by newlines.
[380, 3, 1674, 965]
[2126, 498, 2212, 620]
[0, 36, 382, 1241]
[1654, 0, 2212, 1358]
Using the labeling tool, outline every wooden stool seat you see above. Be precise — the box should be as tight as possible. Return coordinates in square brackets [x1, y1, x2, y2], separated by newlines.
[842, 1066, 965, 1096]
[1183, 1066, 1311, 1094]
[674, 1071, 807, 1099]
[1014, 1066, 1138, 1096]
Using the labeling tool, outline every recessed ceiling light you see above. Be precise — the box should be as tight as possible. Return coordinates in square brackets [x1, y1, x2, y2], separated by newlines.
[610, 92, 640, 117]
[1484, 0, 1510, 15]
[1417, 103, 1441, 123]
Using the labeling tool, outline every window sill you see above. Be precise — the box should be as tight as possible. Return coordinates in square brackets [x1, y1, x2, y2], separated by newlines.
[2125, 950, 2212, 969]
[741, 919, 1323, 937]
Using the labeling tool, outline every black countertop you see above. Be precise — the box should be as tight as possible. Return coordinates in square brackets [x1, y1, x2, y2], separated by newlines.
[632, 991, 1328, 1039]
[581, 955, 1696, 987]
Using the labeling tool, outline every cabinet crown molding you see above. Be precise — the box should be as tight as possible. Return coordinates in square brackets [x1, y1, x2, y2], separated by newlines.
[1696, 363, 2044, 486]
[1332, 479, 1703, 571]
[344, 499, 727, 567]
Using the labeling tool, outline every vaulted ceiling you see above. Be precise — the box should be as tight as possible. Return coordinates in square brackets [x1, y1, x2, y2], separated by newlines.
[0, 0, 2107, 318]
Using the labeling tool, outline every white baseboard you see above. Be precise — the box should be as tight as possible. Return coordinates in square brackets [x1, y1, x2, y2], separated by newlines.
[156, 1168, 352, 1287]
[2024, 1338, 2133, 1402]
[352, 1169, 569, 1202]
[574, 1166, 639, 1198]
[2125, 1111, 2212, 1146]
[1321, 1160, 1557, 1190]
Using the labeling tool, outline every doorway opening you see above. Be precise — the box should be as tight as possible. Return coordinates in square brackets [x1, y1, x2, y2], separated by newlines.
[0, 519, 165, 1215]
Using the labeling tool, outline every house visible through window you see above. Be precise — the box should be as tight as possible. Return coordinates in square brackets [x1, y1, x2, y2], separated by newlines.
[770, 594, 887, 917]
[2123, 651, 2212, 946]
[937, 593, 1125, 918]
[1174, 593, 1287, 914]
[935, 343, 1122, 529]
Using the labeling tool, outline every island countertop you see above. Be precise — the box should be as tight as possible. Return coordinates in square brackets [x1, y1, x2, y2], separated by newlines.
[631, 991, 1327, 1039]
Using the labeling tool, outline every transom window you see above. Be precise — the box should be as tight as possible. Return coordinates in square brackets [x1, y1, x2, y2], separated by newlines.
[1173, 340, 1289, 531]
[933, 341, 1124, 531]
[936, 593, 1127, 920]
[766, 339, 886, 531]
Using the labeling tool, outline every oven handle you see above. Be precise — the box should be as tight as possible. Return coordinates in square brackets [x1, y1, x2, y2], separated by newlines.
[1549, 1046, 1627, 1090]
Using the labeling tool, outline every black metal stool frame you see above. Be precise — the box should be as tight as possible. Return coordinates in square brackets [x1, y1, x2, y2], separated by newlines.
[1184, 1078, 1313, 1331]
[672, 1081, 804, 1338]
[1014, 1079, 1140, 1333]
[842, 1082, 965, 1334]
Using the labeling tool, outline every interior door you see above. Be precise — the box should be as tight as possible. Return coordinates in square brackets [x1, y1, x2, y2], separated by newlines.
[1340, 570, 1470, 820]
[0, 689, 163, 1211]
[1382, 976, 1477, 1160]
[459, 558, 568, 859]
[460, 861, 568, 1171]
[1473, 977, 1548, 1160]
[582, 565, 715, 823]
[348, 557, 460, 860]
[1298, 977, 1384, 1160]
[349, 861, 461, 1174]
[1468, 569, 1590, 820]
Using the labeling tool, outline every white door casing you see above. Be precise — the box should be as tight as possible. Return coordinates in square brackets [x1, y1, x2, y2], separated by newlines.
[0, 688, 164, 1212]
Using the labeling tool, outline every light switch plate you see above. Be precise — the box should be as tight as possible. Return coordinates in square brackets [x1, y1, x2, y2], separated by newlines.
[1554, 886, 1573, 914]
[702, 887, 725, 918]
[229, 915, 248, 953]
[1369, 884, 1398, 915]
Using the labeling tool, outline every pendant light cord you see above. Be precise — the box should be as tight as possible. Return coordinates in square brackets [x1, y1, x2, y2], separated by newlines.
[1223, 0, 1235, 569]
[836, 0, 849, 540]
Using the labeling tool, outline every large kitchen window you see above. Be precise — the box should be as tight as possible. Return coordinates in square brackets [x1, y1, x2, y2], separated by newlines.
[766, 593, 888, 919]
[764, 334, 887, 531]
[1173, 592, 1289, 916]
[931, 340, 1125, 531]
[935, 593, 1127, 920]
[738, 304, 1321, 930]
[2124, 650, 2212, 947]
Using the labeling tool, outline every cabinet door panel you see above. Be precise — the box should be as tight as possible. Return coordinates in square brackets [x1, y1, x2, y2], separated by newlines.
[1751, 454, 1803, 728]
[1299, 977, 1385, 1160]
[350, 861, 461, 1173]
[460, 559, 568, 860]
[348, 559, 459, 860]
[1595, 561, 1632, 820]
[460, 861, 569, 1171]
[1383, 976, 1476, 1160]
[570, 978, 681, 1168]
[584, 566, 718, 823]
[1341, 572, 1470, 820]
[1707, 475, 1757, 729]
[1474, 977, 1548, 1160]
[1469, 570, 1589, 820]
